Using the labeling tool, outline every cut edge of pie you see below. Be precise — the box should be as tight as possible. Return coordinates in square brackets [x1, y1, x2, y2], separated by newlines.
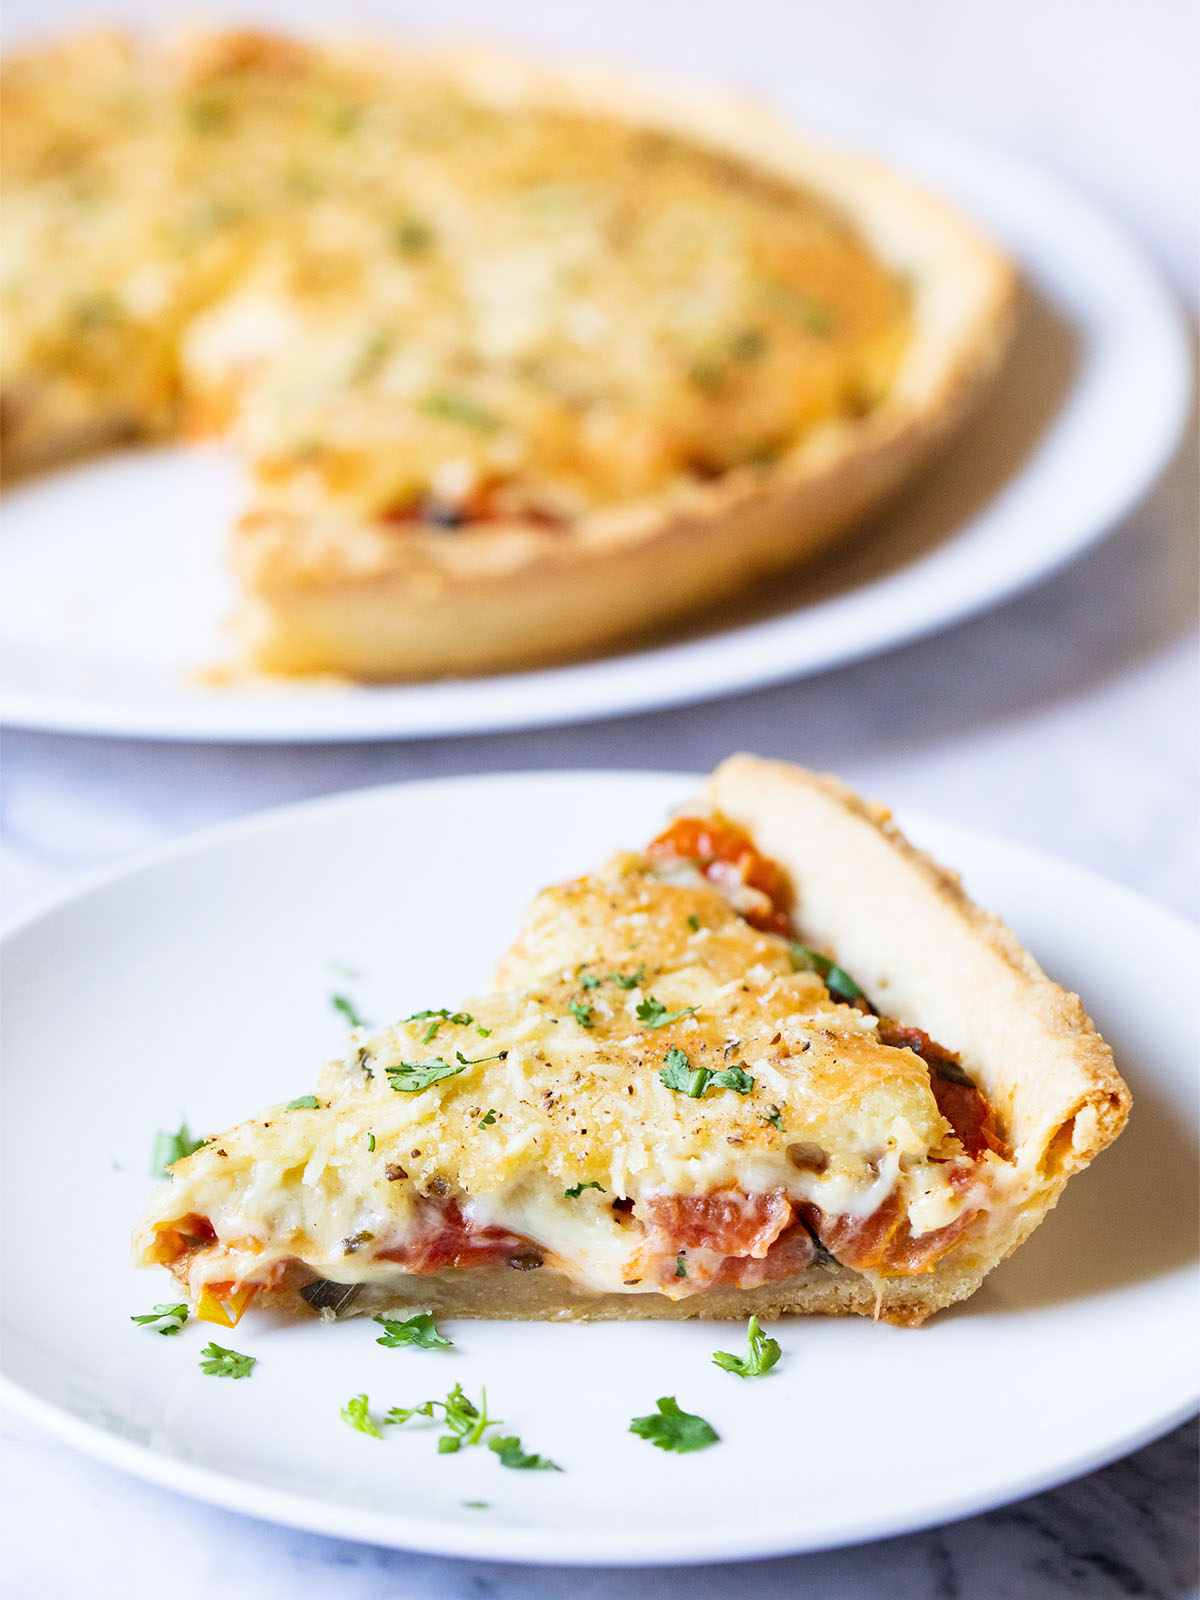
[233, 45, 1018, 678]
[133, 757, 1128, 1329]
[707, 754, 1131, 1315]
[2, 30, 1016, 680]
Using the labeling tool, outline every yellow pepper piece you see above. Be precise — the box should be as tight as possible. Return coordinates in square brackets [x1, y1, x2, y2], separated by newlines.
[195, 1283, 257, 1328]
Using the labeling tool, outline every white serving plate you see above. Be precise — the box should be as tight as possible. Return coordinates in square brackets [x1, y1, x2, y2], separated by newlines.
[1, 770, 1196, 1565]
[0, 90, 1189, 743]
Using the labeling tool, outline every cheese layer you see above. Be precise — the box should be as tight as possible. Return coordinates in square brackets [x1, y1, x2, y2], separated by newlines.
[3, 32, 910, 514]
[135, 856, 1002, 1301]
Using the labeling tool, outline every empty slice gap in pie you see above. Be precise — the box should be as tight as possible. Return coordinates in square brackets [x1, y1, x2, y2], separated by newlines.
[1, 32, 1015, 678]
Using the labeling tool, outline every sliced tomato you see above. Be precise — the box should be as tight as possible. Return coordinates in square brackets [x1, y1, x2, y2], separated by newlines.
[709, 1219, 817, 1289]
[148, 1212, 216, 1267]
[877, 1021, 1003, 1159]
[802, 1193, 905, 1272]
[646, 815, 792, 933]
[638, 1187, 792, 1259]
[376, 1198, 532, 1272]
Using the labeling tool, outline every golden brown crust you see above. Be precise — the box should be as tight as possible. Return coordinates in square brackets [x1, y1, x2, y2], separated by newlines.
[233, 46, 1016, 677]
[2, 30, 1015, 678]
[707, 755, 1131, 1310]
[278, 1258, 987, 1328]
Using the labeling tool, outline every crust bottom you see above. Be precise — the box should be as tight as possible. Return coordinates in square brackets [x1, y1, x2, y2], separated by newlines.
[275, 1260, 995, 1330]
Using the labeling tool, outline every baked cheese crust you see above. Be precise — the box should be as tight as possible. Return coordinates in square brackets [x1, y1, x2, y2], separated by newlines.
[2, 31, 1014, 677]
[134, 759, 1126, 1327]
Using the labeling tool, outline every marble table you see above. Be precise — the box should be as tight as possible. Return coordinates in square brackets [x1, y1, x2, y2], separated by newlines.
[2, 0, 1196, 1593]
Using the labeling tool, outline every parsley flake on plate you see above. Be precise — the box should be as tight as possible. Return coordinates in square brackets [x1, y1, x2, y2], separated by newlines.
[341, 1392, 383, 1438]
[331, 992, 368, 1029]
[488, 1434, 561, 1471]
[374, 1312, 452, 1350]
[629, 1397, 718, 1453]
[198, 1342, 255, 1379]
[130, 1303, 188, 1336]
[384, 1384, 560, 1469]
[385, 1382, 494, 1452]
[712, 1315, 782, 1379]
[150, 1121, 206, 1178]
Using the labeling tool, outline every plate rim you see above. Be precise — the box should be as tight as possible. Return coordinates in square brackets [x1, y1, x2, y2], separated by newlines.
[0, 100, 1192, 743]
[2, 766, 1198, 1564]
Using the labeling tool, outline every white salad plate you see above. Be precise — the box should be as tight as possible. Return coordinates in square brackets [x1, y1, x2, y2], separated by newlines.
[1, 770, 1196, 1565]
[0, 91, 1189, 744]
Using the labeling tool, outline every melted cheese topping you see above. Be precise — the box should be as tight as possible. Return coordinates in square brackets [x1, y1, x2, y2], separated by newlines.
[3, 31, 910, 514]
[135, 856, 1002, 1301]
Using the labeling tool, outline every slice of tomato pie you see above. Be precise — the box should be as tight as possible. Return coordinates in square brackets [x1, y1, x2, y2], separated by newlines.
[134, 757, 1129, 1327]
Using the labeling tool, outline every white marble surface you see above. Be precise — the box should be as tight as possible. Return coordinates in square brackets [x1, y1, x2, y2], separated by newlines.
[2, 0, 1197, 1594]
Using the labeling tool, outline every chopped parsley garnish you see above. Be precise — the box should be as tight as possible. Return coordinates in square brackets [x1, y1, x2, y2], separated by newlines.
[351, 329, 393, 383]
[341, 1393, 383, 1438]
[579, 972, 601, 990]
[130, 1303, 188, 1336]
[568, 999, 595, 1029]
[383, 1384, 559, 1468]
[385, 1057, 467, 1093]
[407, 1008, 475, 1044]
[463, 1500, 490, 1510]
[636, 996, 697, 1030]
[712, 1315, 782, 1379]
[394, 217, 433, 253]
[609, 964, 645, 990]
[331, 993, 367, 1029]
[675, 1252, 687, 1279]
[731, 327, 768, 361]
[659, 1049, 754, 1098]
[286, 1094, 321, 1110]
[198, 1343, 255, 1380]
[789, 943, 864, 1004]
[150, 1121, 206, 1178]
[760, 280, 835, 336]
[629, 1397, 718, 1453]
[374, 1312, 452, 1350]
[417, 391, 501, 433]
[564, 1180, 605, 1199]
[686, 915, 701, 933]
[762, 1108, 785, 1132]
[488, 1434, 561, 1471]
[478, 1109, 498, 1127]
[366, 1132, 376, 1151]
[385, 1383, 494, 1452]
